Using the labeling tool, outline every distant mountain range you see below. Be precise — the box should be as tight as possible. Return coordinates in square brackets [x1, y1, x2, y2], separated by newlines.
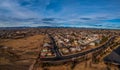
[0, 26, 120, 30]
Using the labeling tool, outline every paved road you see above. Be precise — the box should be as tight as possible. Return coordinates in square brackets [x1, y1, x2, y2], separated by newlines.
[40, 36, 115, 62]
[48, 33, 62, 57]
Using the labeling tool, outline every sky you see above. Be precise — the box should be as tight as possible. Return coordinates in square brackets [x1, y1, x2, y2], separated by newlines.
[0, 0, 120, 29]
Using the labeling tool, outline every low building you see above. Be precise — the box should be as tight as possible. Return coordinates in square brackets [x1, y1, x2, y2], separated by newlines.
[89, 42, 95, 46]
[61, 48, 69, 54]
[70, 47, 76, 53]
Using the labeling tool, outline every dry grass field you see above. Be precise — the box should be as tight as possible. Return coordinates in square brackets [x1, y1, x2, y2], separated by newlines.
[0, 35, 45, 70]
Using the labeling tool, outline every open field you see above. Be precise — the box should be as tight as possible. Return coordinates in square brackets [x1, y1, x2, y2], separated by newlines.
[0, 34, 45, 70]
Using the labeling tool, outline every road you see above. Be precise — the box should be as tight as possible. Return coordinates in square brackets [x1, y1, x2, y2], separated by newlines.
[48, 33, 62, 57]
[40, 36, 115, 62]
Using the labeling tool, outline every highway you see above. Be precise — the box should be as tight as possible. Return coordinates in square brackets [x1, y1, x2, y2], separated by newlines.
[40, 36, 115, 62]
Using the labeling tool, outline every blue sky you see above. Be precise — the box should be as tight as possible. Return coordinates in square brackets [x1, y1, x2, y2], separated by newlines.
[0, 0, 120, 29]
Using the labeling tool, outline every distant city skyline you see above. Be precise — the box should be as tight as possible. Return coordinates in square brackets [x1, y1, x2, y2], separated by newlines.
[0, 0, 120, 29]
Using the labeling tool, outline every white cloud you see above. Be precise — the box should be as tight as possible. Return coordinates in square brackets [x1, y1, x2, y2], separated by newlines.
[0, 0, 39, 18]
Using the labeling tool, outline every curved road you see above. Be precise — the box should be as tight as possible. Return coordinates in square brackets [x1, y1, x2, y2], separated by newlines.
[40, 35, 115, 62]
